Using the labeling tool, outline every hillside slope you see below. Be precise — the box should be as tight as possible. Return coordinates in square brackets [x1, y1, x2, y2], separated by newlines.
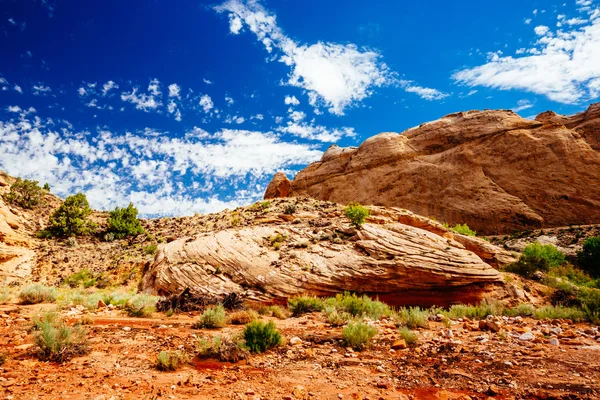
[265, 104, 600, 235]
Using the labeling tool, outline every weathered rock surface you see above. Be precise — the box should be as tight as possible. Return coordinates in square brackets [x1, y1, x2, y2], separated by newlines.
[143, 200, 512, 306]
[265, 105, 600, 234]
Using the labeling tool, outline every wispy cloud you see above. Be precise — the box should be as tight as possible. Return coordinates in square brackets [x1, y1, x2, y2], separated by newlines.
[121, 78, 163, 111]
[32, 83, 52, 96]
[512, 99, 535, 112]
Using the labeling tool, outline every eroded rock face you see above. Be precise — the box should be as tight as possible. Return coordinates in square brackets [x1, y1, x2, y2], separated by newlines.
[263, 172, 293, 199]
[265, 105, 600, 234]
[142, 202, 512, 307]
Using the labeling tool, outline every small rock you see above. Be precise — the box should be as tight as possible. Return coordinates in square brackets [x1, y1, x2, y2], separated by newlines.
[486, 320, 502, 333]
[289, 336, 303, 346]
[519, 332, 534, 341]
[292, 385, 307, 399]
[391, 339, 407, 350]
[97, 299, 106, 309]
[549, 338, 560, 346]
[376, 379, 390, 389]
[122, 326, 131, 332]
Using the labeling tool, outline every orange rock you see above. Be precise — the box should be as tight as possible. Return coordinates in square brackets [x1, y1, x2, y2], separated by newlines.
[391, 339, 407, 350]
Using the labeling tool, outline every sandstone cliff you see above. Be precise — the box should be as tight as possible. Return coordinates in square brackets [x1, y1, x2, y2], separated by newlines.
[264, 104, 600, 235]
[142, 198, 514, 307]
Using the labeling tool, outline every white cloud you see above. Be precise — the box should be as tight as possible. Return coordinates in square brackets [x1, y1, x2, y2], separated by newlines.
[215, 0, 398, 115]
[0, 116, 322, 216]
[225, 96, 234, 106]
[148, 78, 161, 96]
[168, 83, 181, 99]
[78, 87, 87, 96]
[289, 110, 305, 122]
[203, 78, 213, 85]
[534, 25, 550, 36]
[276, 121, 356, 142]
[6, 105, 22, 113]
[453, 7, 600, 104]
[32, 84, 51, 96]
[121, 79, 163, 111]
[102, 80, 119, 96]
[512, 99, 535, 112]
[399, 80, 449, 100]
[524, 18, 532, 24]
[284, 95, 300, 105]
[14, 84, 23, 94]
[199, 94, 214, 113]
[167, 100, 182, 121]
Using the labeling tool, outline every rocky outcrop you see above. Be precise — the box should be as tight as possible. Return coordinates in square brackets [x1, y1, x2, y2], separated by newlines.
[265, 104, 600, 235]
[263, 172, 293, 199]
[142, 199, 513, 307]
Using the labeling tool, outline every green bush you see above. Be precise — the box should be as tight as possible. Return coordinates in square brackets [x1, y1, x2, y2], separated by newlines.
[197, 335, 249, 362]
[194, 305, 226, 329]
[243, 321, 282, 353]
[578, 237, 600, 277]
[398, 327, 418, 345]
[506, 243, 565, 277]
[63, 269, 97, 288]
[107, 203, 144, 239]
[342, 321, 377, 350]
[19, 284, 57, 304]
[344, 202, 370, 229]
[43, 183, 50, 191]
[325, 292, 391, 320]
[124, 294, 157, 317]
[3, 177, 43, 209]
[322, 306, 351, 327]
[155, 350, 188, 371]
[395, 306, 429, 329]
[533, 305, 586, 321]
[32, 312, 89, 362]
[504, 303, 535, 317]
[450, 223, 476, 236]
[144, 244, 158, 255]
[445, 299, 505, 320]
[48, 193, 95, 237]
[284, 204, 296, 215]
[288, 295, 324, 316]
[0, 288, 11, 305]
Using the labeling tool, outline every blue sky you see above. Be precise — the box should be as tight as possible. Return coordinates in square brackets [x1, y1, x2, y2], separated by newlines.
[1, 0, 599, 216]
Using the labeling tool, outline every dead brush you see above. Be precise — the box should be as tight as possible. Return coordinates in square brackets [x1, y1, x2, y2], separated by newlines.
[227, 310, 258, 325]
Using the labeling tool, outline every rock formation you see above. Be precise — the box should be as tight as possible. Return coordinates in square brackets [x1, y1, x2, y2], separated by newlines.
[264, 104, 600, 235]
[142, 199, 514, 307]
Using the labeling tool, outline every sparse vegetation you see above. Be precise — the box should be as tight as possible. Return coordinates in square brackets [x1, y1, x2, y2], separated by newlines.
[3, 177, 43, 209]
[578, 237, 600, 277]
[398, 327, 418, 345]
[394, 306, 430, 329]
[243, 321, 282, 353]
[449, 223, 477, 236]
[326, 292, 391, 320]
[344, 202, 370, 229]
[124, 294, 158, 317]
[197, 335, 249, 362]
[284, 204, 296, 215]
[322, 306, 351, 327]
[106, 203, 144, 239]
[444, 299, 505, 320]
[342, 321, 377, 350]
[19, 284, 57, 304]
[194, 305, 226, 329]
[504, 303, 535, 317]
[0, 288, 11, 304]
[155, 350, 188, 371]
[506, 243, 566, 277]
[48, 192, 95, 237]
[227, 310, 258, 325]
[144, 244, 158, 255]
[32, 311, 89, 362]
[533, 305, 586, 321]
[288, 295, 324, 316]
[63, 269, 97, 288]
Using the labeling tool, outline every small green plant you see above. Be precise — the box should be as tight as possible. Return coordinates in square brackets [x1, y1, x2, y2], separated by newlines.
[227, 310, 258, 325]
[288, 295, 324, 316]
[43, 183, 50, 191]
[578, 237, 600, 277]
[197, 335, 249, 362]
[344, 202, 370, 229]
[398, 327, 418, 345]
[19, 284, 57, 304]
[195, 305, 226, 329]
[106, 203, 145, 239]
[155, 350, 188, 371]
[124, 294, 158, 317]
[243, 321, 282, 353]
[450, 223, 477, 236]
[35, 230, 53, 239]
[325, 292, 391, 320]
[144, 244, 158, 255]
[63, 269, 97, 288]
[504, 303, 535, 317]
[322, 306, 351, 327]
[445, 299, 505, 320]
[3, 177, 43, 209]
[284, 204, 296, 215]
[48, 193, 95, 237]
[394, 306, 429, 329]
[269, 233, 287, 247]
[506, 243, 566, 277]
[342, 321, 377, 350]
[32, 312, 89, 362]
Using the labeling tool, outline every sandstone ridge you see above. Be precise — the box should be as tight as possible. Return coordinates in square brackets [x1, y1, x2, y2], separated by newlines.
[264, 104, 600, 235]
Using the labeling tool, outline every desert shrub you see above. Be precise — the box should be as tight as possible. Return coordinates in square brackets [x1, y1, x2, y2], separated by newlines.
[322, 306, 351, 327]
[144, 244, 158, 255]
[155, 350, 188, 371]
[32, 312, 89, 362]
[578, 287, 600, 323]
[257, 305, 288, 319]
[445, 299, 504, 320]
[284, 204, 296, 215]
[197, 335, 249, 362]
[326, 292, 391, 320]
[288, 295, 324, 316]
[227, 310, 257, 325]
[550, 263, 596, 287]
[43, 183, 50, 191]
[344, 202, 369, 229]
[107, 203, 144, 239]
[395, 307, 429, 329]
[578, 237, 600, 277]
[0, 288, 11, 304]
[506, 243, 565, 277]
[504, 303, 535, 317]
[398, 327, 418, 345]
[533, 305, 586, 321]
[19, 284, 57, 304]
[269, 233, 287, 247]
[101, 291, 134, 308]
[450, 223, 476, 236]
[3, 177, 43, 209]
[63, 269, 97, 288]
[48, 193, 95, 237]
[243, 321, 282, 353]
[342, 321, 377, 350]
[124, 294, 157, 317]
[35, 230, 53, 239]
[194, 305, 226, 329]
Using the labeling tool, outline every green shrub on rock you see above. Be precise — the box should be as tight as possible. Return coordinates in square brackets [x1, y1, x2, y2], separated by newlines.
[48, 193, 95, 237]
[344, 202, 370, 229]
[3, 178, 43, 209]
[107, 203, 144, 239]
[243, 321, 282, 353]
